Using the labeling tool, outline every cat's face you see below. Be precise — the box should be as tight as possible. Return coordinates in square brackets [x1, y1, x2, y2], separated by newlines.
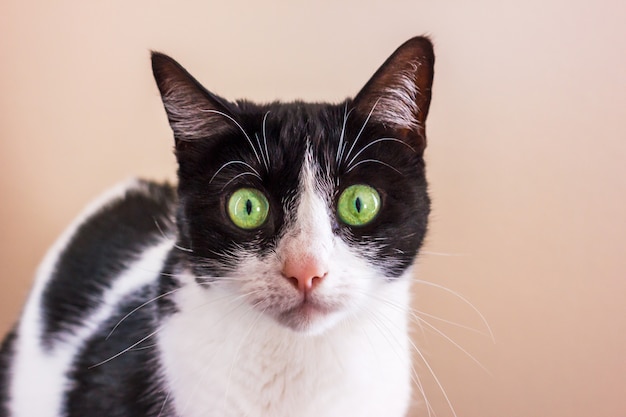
[153, 37, 434, 334]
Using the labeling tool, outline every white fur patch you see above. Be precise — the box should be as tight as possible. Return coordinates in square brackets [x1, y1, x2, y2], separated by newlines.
[159, 273, 413, 417]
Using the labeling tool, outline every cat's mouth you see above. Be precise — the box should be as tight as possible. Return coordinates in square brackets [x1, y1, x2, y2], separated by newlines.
[275, 298, 339, 334]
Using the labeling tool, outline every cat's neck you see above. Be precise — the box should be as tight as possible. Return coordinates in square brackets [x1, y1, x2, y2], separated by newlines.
[157, 267, 414, 417]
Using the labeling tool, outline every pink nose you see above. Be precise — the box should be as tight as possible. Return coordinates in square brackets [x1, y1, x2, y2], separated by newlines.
[282, 256, 327, 293]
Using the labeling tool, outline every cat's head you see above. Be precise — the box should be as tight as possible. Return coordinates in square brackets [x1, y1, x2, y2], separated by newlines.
[153, 37, 434, 335]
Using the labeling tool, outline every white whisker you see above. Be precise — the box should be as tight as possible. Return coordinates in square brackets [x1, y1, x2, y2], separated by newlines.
[262, 110, 271, 170]
[163, 289, 268, 415]
[360, 306, 435, 417]
[106, 287, 181, 340]
[201, 109, 262, 166]
[346, 137, 415, 170]
[158, 390, 172, 417]
[412, 313, 492, 376]
[174, 244, 194, 253]
[366, 297, 457, 417]
[410, 308, 491, 337]
[254, 133, 269, 171]
[223, 305, 267, 410]
[420, 251, 467, 257]
[336, 104, 353, 164]
[210, 160, 261, 184]
[180, 297, 261, 416]
[89, 326, 162, 369]
[128, 344, 158, 351]
[407, 333, 458, 417]
[221, 172, 263, 191]
[153, 218, 192, 253]
[414, 279, 495, 343]
[346, 158, 402, 175]
[343, 97, 380, 165]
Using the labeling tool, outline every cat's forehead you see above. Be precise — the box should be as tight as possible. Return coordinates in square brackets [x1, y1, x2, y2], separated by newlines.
[214, 101, 345, 183]
[239, 101, 345, 144]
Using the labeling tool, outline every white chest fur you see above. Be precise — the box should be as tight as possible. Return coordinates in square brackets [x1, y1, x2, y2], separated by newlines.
[158, 274, 413, 417]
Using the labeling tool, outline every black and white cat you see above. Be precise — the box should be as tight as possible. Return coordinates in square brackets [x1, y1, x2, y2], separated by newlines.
[0, 36, 434, 417]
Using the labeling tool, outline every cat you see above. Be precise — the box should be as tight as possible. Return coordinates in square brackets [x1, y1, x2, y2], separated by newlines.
[0, 36, 434, 417]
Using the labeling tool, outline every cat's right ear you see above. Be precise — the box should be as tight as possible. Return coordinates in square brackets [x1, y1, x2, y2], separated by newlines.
[151, 52, 236, 145]
[352, 37, 434, 152]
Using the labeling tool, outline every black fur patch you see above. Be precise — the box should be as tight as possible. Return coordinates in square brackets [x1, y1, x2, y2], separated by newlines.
[0, 327, 17, 417]
[152, 39, 434, 282]
[64, 287, 172, 417]
[156, 250, 184, 317]
[41, 181, 176, 348]
[172, 99, 429, 280]
[330, 105, 430, 276]
[175, 102, 325, 278]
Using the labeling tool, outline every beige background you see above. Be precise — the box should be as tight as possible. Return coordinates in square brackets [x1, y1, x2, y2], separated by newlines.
[1, 0, 625, 416]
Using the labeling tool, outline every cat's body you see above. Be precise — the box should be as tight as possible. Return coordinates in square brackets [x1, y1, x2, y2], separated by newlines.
[0, 37, 434, 417]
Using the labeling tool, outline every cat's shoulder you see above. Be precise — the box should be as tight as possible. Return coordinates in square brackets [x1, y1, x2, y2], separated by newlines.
[35, 178, 177, 346]
[45, 178, 177, 265]
[77, 177, 177, 230]
[55, 177, 176, 253]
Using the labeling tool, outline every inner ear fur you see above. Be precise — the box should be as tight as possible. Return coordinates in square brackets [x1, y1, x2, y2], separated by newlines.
[152, 52, 237, 144]
[352, 37, 435, 151]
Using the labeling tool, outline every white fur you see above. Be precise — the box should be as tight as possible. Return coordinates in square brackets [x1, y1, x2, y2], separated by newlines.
[159, 152, 414, 417]
[159, 275, 412, 417]
[7, 180, 173, 417]
[373, 60, 422, 130]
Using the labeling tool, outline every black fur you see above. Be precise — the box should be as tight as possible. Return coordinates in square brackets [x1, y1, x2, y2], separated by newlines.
[171, 99, 430, 280]
[0, 328, 17, 417]
[157, 250, 184, 317]
[64, 287, 171, 417]
[336, 100, 430, 274]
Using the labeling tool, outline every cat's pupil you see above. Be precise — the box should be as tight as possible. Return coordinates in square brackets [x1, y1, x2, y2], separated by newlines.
[355, 197, 362, 213]
[245, 199, 253, 215]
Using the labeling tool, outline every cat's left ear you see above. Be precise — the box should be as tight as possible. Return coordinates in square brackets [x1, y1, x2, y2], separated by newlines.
[353, 36, 434, 152]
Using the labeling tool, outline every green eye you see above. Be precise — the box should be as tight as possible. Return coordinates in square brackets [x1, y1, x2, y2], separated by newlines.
[337, 184, 381, 226]
[227, 188, 270, 230]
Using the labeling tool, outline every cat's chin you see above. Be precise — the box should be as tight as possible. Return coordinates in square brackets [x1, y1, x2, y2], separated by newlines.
[274, 300, 344, 336]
